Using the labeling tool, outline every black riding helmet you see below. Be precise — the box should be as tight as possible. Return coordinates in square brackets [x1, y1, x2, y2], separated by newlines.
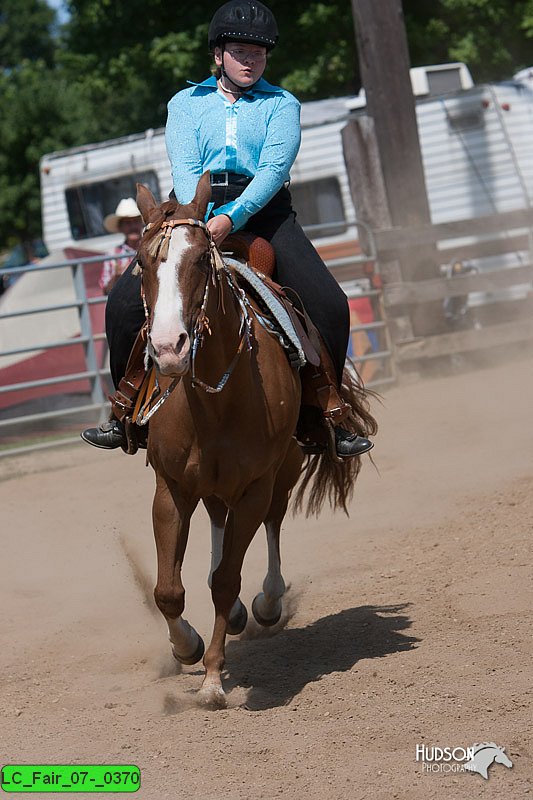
[208, 0, 279, 51]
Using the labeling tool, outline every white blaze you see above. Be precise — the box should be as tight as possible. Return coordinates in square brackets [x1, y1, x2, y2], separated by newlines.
[150, 227, 191, 348]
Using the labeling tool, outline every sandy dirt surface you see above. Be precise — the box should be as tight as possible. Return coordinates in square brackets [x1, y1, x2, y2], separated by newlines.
[1, 353, 532, 799]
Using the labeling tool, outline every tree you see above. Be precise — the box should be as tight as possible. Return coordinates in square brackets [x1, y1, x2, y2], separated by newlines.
[0, 0, 55, 68]
[404, 0, 533, 82]
[0, 61, 97, 246]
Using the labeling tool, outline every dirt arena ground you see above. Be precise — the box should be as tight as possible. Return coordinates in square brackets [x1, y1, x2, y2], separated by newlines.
[1, 352, 532, 799]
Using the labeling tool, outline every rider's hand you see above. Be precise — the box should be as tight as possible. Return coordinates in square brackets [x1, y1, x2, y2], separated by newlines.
[207, 214, 233, 246]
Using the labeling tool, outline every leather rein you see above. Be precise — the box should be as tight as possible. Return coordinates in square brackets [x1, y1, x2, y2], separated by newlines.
[136, 216, 253, 423]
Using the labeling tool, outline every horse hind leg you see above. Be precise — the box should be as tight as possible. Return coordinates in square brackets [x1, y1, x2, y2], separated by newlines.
[204, 496, 248, 637]
[252, 519, 285, 627]
[167, 617, 205, 665]
[152, 475, 204, 665]
[253, 443, 303, 627]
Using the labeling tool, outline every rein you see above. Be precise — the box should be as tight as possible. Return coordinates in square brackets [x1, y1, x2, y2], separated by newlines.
[136, 216, 253, 423]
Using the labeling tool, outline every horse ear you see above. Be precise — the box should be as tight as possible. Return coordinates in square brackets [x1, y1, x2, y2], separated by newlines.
[191, 171, 212, 217]
[136, 183, 157, 224]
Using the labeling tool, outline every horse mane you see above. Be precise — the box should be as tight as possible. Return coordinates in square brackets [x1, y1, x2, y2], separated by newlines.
[468, 743, 502, 759]
[293, 364, 379, 517]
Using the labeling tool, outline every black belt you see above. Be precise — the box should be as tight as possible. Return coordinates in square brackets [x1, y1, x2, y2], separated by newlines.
[210, 172, 253, 187]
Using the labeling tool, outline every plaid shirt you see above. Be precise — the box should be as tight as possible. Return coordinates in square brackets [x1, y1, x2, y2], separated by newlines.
[100, 243, 136, 292]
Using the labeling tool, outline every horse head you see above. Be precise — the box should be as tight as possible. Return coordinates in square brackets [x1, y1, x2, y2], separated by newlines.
[493, 746, 513, 769]
[136, 173, 212, 377]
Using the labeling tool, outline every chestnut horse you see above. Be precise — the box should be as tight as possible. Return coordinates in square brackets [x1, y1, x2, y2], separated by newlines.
[135, 174, 374, 707]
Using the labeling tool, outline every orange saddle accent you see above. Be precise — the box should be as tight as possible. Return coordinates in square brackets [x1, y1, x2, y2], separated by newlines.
[223, 232, 275, 277]
[133, 366, 158, 424]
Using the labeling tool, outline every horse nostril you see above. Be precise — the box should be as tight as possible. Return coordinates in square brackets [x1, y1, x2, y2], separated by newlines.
[176, 333, 189, 354]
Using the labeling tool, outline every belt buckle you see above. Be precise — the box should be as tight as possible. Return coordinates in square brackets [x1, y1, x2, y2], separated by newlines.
[211, 172, 229, 187]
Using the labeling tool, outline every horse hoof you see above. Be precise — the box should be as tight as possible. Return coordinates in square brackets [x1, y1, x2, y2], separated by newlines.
[252, 593, 282, 627]
[172, 633, 205, 666]
[227, 599, 248, 636]
[198, 683, 227, 710]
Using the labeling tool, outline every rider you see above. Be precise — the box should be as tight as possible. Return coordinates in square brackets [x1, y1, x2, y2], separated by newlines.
[82, 0, 374, 458]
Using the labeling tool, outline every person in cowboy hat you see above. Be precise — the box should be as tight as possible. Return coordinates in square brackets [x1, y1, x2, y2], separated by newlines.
[99, 198, 143, 295]
[82, 0, 375, 458]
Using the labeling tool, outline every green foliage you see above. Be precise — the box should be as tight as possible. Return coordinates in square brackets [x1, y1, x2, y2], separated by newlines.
[267, 1, 359, 99]
[404, 0, 533, 81]
[0, 61, 97, 244]
[0, 0, 55, 68]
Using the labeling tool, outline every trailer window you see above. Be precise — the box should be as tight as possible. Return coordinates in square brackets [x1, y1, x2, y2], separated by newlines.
[290, 177, 347, 238]
[65, 171, 160, 240]
[427, 67, 464, 96]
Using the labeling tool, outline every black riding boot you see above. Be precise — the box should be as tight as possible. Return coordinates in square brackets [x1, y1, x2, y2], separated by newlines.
[80, 418, 126, 449]
[334, 426, 373, 457]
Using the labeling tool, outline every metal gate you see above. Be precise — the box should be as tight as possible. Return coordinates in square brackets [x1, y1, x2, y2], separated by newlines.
[319, 220, 395, 390]
[0, 254, 110, 457]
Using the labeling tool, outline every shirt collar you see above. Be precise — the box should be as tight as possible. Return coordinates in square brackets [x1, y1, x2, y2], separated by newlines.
[187, 76, 284, 96]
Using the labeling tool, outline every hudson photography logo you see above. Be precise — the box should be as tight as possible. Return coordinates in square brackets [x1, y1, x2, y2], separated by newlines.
[416, 742, 513, 779]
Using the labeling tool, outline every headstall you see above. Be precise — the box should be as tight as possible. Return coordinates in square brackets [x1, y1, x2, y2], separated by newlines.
[135, 217, 254, 424]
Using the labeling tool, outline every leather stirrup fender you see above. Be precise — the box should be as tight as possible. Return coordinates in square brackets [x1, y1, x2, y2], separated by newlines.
[303, 364, 352, 422]
[300, 337, 353, 425]
[110, 323, 149, 423]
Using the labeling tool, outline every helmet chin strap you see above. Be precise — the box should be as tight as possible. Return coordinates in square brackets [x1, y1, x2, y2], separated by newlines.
[219, 44, 255, 93]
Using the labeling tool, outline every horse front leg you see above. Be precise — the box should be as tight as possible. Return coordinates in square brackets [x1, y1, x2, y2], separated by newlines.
[199, 479, 274, 707]
[152, 474, 203, 665]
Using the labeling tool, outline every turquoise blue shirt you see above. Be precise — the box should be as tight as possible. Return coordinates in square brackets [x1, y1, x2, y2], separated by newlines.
[165, 76, 301, 231]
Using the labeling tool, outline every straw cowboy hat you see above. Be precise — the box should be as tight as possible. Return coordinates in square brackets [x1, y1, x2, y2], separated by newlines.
[104, 198, 142, 233]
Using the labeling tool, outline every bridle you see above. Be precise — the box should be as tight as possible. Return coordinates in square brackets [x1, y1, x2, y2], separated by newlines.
[135, 216, 254, 424]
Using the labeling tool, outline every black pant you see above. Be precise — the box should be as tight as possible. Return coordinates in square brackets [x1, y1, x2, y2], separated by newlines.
[106, 186, 349, 388]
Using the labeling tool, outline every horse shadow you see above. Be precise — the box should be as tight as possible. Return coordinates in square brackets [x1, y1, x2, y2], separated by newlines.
[224, 602, 418, 710]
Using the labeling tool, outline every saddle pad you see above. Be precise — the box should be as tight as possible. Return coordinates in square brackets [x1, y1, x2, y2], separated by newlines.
[225, 257, 306, 368]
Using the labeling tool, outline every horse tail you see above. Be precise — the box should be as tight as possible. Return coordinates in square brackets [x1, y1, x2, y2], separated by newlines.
[293, 364, 378, 517]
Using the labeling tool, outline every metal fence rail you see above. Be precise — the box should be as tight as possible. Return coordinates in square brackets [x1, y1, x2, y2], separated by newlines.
[0, 254, 110, 456]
